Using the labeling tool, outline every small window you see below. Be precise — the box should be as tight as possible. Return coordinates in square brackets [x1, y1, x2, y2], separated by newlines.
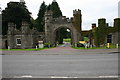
[47, 18, 49, 20]
[16, 38, 21, 45]
[107, 35, 112, 43]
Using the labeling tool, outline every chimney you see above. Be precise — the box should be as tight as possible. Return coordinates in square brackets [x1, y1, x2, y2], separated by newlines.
[92, 23, 96, 29]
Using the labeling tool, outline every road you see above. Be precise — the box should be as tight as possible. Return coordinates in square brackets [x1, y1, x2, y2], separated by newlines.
[2, 45, 118, 78]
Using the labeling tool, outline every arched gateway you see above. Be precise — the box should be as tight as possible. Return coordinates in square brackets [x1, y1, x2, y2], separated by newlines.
[45, 9, 82, 46]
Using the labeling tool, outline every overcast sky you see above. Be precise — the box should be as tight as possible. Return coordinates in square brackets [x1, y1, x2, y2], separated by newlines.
[0, 0, 119, 30]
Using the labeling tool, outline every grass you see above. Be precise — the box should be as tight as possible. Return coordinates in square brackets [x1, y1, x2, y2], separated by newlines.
[63, 38, 71, 42]
[0, 47, 55, 51]
[84, 37, 89, 41]
[72, 44, 120, 49]
[73, 46, 106, 49]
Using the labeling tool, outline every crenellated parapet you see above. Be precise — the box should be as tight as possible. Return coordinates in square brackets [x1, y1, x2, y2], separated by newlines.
[73, 9, 81, 14]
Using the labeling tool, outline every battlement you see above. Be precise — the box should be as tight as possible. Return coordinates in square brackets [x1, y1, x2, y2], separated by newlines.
[52, 16, 72, 23]
[73, 9, 81, 14]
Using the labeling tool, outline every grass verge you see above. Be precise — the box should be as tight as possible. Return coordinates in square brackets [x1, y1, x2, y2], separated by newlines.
[0, 47, 55, 51]
[72, 45, 120, 49]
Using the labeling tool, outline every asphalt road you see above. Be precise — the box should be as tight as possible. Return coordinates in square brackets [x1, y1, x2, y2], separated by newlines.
[2, 46, 118, 78]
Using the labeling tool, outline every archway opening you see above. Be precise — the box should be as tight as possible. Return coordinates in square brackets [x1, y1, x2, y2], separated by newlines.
[55, 27, 72, 47]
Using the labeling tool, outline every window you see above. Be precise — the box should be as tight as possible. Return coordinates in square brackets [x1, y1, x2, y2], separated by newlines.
[107, 35, 112, 43]
[16, 38, 21, 45]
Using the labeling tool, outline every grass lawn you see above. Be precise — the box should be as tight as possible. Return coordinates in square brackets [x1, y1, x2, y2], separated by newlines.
[84, 37, 89, 41]
[0, 47, 55, 51]
[63, 38, 71, 42]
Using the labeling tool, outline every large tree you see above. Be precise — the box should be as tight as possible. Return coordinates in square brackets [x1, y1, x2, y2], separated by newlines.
[2, 1, 32, 35]
[35, 1, 47, 32]
[50, 1, 62, 18]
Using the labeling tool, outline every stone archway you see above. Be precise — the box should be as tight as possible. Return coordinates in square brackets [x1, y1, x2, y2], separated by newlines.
[53, 26, 73, 46]
[45, 23, 81, 47]
[44, 10, 82, 47]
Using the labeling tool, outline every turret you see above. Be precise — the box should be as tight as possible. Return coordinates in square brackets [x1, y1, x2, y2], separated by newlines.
[98, 18, 106, 28]
[73, 9, 82, 32]
[114, 18, 120, 30]
[45, 10, 53, 23]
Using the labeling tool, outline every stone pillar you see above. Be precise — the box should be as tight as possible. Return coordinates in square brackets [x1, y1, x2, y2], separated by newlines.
[44, 10, 53, 44]
[21, 21, 32, 49]
[7, 22, 15, 49]
[72, 26, 81, 46]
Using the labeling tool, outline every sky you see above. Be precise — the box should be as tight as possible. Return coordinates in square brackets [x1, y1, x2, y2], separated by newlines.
[0, 0, 119, 30]
[118, 1, 120, 18]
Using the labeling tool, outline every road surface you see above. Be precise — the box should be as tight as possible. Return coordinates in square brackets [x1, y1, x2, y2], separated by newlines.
[2, 45, 118, 78]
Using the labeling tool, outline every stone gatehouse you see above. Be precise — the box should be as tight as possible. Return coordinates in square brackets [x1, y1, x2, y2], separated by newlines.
[1, 9, 82, 49]
[44, 9, 82, 46]
[1, 8, 120, 49]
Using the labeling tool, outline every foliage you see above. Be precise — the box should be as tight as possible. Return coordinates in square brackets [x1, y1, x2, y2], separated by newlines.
[44, 42, 52, 48]
[35, 1, 47, 32]
[56, 28, 71, 44]
[84, 37, 89, 41]
[63, 38, 71, 42]
[2, 2, 32, 35]
[92, 28, 100, 46]
[73, 44, 119, 49]
[92, 19, 107, 47]
[50, 1, 62, 18]
[114, 18, 120, 32]
[35, 1, 62, 32]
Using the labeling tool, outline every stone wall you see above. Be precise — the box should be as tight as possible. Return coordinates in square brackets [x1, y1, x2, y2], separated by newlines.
[5, 21, 45, 49]
[112, 32, 120, 45]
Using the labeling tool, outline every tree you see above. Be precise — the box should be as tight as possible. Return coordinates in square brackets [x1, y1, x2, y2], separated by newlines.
[50, 1, 62, 18]
[35, 1, 47, 32]
[2, 1, 32, 35]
